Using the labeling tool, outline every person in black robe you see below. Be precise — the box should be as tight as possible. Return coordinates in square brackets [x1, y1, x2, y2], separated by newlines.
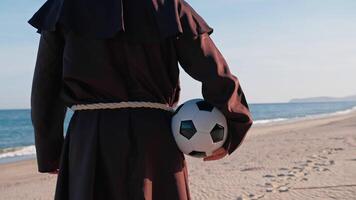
[29, 0, 253, 199]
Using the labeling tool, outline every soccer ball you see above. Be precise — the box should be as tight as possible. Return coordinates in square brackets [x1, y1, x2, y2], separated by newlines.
[171, 99, 228, 158]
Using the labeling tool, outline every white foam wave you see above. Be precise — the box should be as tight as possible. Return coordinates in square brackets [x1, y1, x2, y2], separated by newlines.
[254, 106, 356, 125]
[302, 106, 356, 120]
[330, 106, 356, 115]
[254, 118, 288, 124]
[0, 145, 36, 159]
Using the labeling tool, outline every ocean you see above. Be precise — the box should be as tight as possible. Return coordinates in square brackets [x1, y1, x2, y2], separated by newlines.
[0, 101, 356, 163]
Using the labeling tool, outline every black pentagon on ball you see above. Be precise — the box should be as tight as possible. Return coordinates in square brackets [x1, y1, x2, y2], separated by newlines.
[196, 100, 214, 112]
[180, 120, 197, 139]
[210, 124, 225, 143]
[189, 151, 207, 158]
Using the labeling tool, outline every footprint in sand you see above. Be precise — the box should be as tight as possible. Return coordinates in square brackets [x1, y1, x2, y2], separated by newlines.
[237, 193, 265, 200]
[255, 151, 338, 198]
[278, 186, 289, 192]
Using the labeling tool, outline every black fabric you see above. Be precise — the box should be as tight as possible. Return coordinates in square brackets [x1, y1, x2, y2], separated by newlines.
[54, 108, 190, 200]
[28, 0, 213, 41]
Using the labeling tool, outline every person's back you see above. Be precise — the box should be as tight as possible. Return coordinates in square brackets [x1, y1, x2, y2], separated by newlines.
[57, 27, 181, 106]
[29, 0, 253, 199]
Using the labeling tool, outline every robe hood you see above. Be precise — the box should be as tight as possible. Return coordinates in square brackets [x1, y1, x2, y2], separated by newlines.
[28, 0, 213, 41]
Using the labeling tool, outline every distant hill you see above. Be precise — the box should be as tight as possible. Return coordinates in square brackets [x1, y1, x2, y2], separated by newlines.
[289, 94, 356, 103]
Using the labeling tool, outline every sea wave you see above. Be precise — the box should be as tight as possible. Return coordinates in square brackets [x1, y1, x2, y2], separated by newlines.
[330, 106, 356, 115]
[0, 145, 36, 159]
[254, 106, 356, 125]
[254, 118, 288, 124]
[302, 105, 356, 120]
[0, 107, 355, 159]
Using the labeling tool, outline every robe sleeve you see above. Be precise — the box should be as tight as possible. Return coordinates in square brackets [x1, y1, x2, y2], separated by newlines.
[30, 29, 67, 173]
[174, 33, 253, 155]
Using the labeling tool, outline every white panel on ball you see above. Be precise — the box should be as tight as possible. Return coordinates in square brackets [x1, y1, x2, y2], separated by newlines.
[188, 131, 216, 156]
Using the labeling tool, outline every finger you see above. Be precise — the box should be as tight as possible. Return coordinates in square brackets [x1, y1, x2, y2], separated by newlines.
[212, 147, 225, 154]
[211, 148, 227, 158]
[203, 153, 225, 161]
[205, 150, 227, 159]
[203, 147, 228, 161]
[203, 152, 227, 161]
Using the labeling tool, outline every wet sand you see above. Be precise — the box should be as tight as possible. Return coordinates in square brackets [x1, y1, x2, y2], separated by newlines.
[1, 111, 356, 200]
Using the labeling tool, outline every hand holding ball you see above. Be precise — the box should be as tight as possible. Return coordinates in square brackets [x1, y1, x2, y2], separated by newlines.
[171, 99, 228, 159]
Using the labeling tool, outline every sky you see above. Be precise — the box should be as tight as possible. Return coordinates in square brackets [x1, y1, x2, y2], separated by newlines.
[0, 0, 355, 109]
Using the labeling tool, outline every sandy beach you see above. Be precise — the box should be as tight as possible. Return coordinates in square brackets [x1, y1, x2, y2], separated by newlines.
[1, 111, 355, 200]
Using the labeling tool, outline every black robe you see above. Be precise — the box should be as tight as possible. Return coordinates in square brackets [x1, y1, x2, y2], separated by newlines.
[29, 0, 253, 199]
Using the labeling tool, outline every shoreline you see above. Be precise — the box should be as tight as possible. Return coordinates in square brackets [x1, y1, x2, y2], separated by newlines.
[1, 107, 356, 165]
[252, 107, 356, 128]
[1, 107, 356, 199]
[252, 105, 356, 126]
[0, 154, 35, 165]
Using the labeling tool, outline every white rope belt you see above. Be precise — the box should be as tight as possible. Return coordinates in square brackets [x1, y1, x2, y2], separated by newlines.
[70, 101, 175, 112]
